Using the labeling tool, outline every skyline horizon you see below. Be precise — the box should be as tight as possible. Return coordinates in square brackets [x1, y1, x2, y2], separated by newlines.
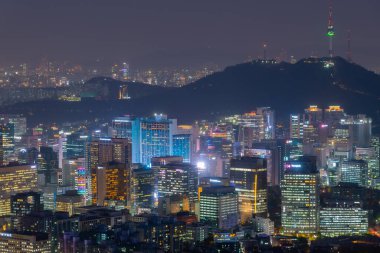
[0, 0, 379, 71]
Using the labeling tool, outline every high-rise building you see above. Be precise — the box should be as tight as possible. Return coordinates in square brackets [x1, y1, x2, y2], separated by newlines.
[355, 147, 379, 187]
[290, 114, 304, 139]
[281, 156, 319, 238]
[251, 139, 285, 186]
[230, 156, 268, 222]
[0, 114, 26, 145]
[112, 116, 134, 139]
[65, 133, 88, 159]
[131, 114, 177, 165]
[341, 114, 372, 148]
[96, 161, 129, 208]
[156, 161, 198, 208]
[320, 200, 368, 237]
[0, 123, 15, 162]
[39, 146, 58, 185]
[0, 232, 51, 253]
[172, 134, 192, 163]
[11, 191, 43, 216]
[199, 186, 238, 230]
[131, 166, 154, 214]
[339, 160, 368, 187]
[10, 191, 43, 230]
[304, 105, 323, 125]
[0, 163, 38, 216]
[237, 111, 265, 149]
[86, 138, 131, 204]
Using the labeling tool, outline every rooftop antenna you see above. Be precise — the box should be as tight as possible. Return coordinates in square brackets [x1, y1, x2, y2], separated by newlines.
[326, 0, 335, 58]
[263, 41, 268, 60]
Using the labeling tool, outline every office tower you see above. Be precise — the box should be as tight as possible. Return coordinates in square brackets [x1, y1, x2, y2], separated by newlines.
[355, 147, 379, 187]
[371, 136, 380, 161]
[0, 232, 51, 253]
[0, 114, 26, 145]
[0, 123, 15, 162]
[320, 200, 368, 237]
[304, 105, 323, 125]
[290, 114, 304, 139]
[324, 105, 346, 135]
[326, 158, 340, 186]
[156, 162, 198, 207]
[199, 186, 238, 230]
[56, 190, 85, 216]
[339, 160, 368, 187]
[302, 123, 318, 154]
[11, 191, 43, 216]
[39, 146, 58, 184]
[281, 156, 319, 238]
[112, 115, 134, 139]
[341, 114, 372, 148]
[172, 134, 192, 163]
[11, 192, 43, 230]
[131, 166, 154, 214]
[66, 133, 88, 159]
[86, 138, 131, 204]
[251, 139, 285, 186]
[237, 111, 265, 149]
[0, 163, 38, 216]
[257, 107, 275, 139]
[96, 161, 129, 208]
[131, 114, 177, 165]
[284, 138, 303, 162]
[230, 157, 267, 222]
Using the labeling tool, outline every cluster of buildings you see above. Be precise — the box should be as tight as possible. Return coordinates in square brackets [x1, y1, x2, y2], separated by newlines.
[0, 105, 379, 252]
[0, 60, 218, 90]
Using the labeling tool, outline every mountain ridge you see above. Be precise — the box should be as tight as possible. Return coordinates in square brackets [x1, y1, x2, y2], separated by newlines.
[1, 57, 379, 129]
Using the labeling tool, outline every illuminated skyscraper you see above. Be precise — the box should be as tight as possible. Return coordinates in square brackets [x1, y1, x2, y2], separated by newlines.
[11, 191, 43, 217]
[0, 114, 26, 145]
[65, 133, 88, 159]
[39, 146, 58, 185]
[290, 114, 304, 139]
[96, 161, 129, 208]
[112, 116, 134, 139]
[230, 157, 267, 222]
[156, 161, 198, 209]
[281, 156, 319, 238]
[131, 114, 177, 165]
[200, 186, 238, 230]
[320, 200, 368, 237]
[339, 160, 368, 187]
[341, 114, 372, 148]
[131, 166, 154, 213]
[86, 138, 131, 204]
[0, 163, 38, 216]
[172, 134, 192, 163]
[0, 123, 15, 162]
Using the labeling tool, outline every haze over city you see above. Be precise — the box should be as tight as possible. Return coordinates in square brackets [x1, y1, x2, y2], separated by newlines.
[0, 0, 379, 70]
[0, 1, 380, 253]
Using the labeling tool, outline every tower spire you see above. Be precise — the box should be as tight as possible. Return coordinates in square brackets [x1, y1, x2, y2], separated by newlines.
[326, 0, 335, 58]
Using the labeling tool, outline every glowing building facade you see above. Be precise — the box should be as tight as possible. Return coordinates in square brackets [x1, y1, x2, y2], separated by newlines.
[131, 114, 176, 165]
[199, 186, 238, 230]
[281, 156, 319, 238]
[230, 156, 267, 222]
[0, 164, 38, 216]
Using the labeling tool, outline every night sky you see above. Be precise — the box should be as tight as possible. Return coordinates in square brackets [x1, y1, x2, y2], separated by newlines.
[0, 0, 379, 70]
